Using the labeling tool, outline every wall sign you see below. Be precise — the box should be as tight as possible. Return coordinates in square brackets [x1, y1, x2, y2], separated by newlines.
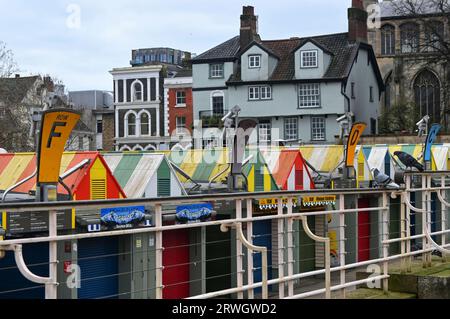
[176, 203, 213, 223]
[37, 109, 80, 184]
[101, 206, 148, 229]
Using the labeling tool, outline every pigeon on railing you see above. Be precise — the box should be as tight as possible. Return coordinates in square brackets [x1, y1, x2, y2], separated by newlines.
[371, 168, 400, 189]
[393, 151, 424, 172]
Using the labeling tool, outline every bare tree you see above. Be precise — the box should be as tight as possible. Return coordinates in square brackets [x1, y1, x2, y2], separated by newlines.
[0, 41, 18, 78]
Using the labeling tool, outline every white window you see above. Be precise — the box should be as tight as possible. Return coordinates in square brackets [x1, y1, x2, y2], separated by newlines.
[299, 83, 320, 107]
[176, 116, 186, 135]
[176, 91, 186, 105]
[260, 86, 272, 100]
[284, 117, 298, 141]
[301, 50, 318, 68]
[258, 122, 272, 144]
[249, 86, 260, 100]
[140, 111, 150, 136]
[133, 81, 143, 102]
[249, 86, 271, 100]
[126, 112, 137, 136]
[211, 92, 225, 115]
[210, 64, 224, 78]
[203, 137, 220, 149]
[311, 117, 326, 141]
[248, 55, 261, 68]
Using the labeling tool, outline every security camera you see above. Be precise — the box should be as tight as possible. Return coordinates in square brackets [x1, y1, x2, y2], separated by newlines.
[336, 114, 347, 123]
[416, 115, 430, 127]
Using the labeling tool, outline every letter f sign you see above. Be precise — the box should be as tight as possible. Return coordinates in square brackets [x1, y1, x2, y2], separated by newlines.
[47, 122, 67, 148]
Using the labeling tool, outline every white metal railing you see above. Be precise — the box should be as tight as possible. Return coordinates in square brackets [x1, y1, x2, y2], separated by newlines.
[0, 175, 448, 300]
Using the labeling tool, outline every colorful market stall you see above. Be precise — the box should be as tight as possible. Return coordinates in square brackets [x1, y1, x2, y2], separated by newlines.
[102, 152, 186, 198]
[300, 145, 372, 188]
[0, 152, 126, 300]
[260, 148, 315, 191]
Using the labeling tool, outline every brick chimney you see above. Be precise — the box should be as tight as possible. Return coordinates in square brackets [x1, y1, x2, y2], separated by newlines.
[240, 6, 260, 50]
[348, 0, 368, 43]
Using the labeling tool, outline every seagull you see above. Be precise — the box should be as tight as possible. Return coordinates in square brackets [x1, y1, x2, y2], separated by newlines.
[371, 168, 400, 189]
[393, 151, 424, 172]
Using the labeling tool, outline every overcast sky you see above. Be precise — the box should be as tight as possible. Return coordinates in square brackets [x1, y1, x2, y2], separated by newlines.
[0, 0, 349, 91]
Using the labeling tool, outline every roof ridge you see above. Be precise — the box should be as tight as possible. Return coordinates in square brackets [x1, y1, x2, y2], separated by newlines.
[262, 32, 349, 43]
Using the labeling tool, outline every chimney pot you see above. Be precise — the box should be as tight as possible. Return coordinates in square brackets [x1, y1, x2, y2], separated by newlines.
[15, 74, 20, 78]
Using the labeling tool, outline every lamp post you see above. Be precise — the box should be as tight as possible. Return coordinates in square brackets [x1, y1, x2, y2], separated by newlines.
[222, 105, 242, 191]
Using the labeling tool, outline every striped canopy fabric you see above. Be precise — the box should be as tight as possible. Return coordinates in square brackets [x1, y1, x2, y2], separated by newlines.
[165, 148, 279, 192]
[102, 153, 186, 199]
[260, 148, 315, 190]
[299, 145, 372, 184]
[0, 152, 125, 199]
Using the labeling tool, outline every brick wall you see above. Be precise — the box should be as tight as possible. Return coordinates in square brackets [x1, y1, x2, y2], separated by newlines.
[102, 113, 115, 151]
[168, 87, 193, 136]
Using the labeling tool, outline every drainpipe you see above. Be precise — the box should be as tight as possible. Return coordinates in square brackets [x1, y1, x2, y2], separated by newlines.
[341, 80, 351, 113]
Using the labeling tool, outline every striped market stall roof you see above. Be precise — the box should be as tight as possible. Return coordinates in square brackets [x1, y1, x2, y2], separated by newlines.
[102, 153, 186, 198]
[0, 152, 125, 200]
[260, 148, 315, 190]
[299, 145, 372, 184]
[165, 148, 279, 192]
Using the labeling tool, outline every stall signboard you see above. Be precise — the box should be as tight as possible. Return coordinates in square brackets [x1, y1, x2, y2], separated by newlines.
[346, 122, 366, 167]
[100, 206, 150, 230]
[6, 211, 71, 235]
[258, 198, 298, 211]
[301, 196, 336, 207]
[176, 203, 213, 224]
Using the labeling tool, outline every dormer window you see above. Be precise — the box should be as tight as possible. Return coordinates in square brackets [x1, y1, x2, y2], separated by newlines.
[248, 55, 261, 68]
[300, 50, 318, 68]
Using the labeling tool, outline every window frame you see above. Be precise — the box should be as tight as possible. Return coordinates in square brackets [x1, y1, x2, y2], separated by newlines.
[311, 117, 326, 141]
[176, 90, 187, 106]
[300, 50, 319, 68]
[132, 81, 144, 102]
[209, 63, 225, 79]
[211, 92, 225, 116]
[298, 83, 321, 108]
[139, 110, 151, 136]
[284, 117, 298, 141]
[96, 120, 103, 134]
[125, 111, 137, 137]
[176, 116, 187, 135]
[381, 24, 396, 56]
[351, 82, 356, 99]
[248, 85, 272, 101]
[369, 86, 374, 103]
[258, 122, 272, 144]
[248, 54, 261, 68]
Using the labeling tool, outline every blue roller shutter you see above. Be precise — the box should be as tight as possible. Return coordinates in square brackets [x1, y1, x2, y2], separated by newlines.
[78, 237, 118, 299]
[0, 242, 48, 299]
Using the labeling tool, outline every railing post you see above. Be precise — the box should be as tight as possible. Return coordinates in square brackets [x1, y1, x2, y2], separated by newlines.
[426, 174, 433, 267]
[441, 176, 447, 262]
[298, 215, 331, 299]
[382, 192, 389, 294]
[236, 199, 244, 299]
[400, 198, 407, 274]
[339, 194, 346, 298]
[286, 197, 294, 297]
[277, 197, 285, 299]
[155, 204, 163, 299]
[421, 175, 429, 268]
[405, 175, 412, 272]
[46, 210, 58, 299]
[246, 199, 254, 299]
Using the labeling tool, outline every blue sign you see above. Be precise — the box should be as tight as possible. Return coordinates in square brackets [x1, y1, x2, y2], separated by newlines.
[101, 206, 146, 226]
[424, 124, 442, 162]
[176, 203, 213, 223]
